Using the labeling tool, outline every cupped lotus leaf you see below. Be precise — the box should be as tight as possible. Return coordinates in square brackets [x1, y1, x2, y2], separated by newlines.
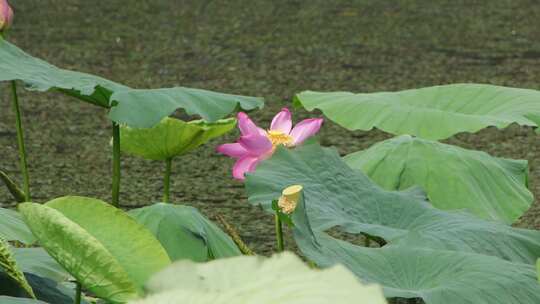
[12, 248, 70, 283]
[344, 135, 532, 223]
[0, 39, 128, 108]
[129, 252, 387, 304]
[109, 88, 263, 128]
[120, 117, 236, 161]
[245, 143, 540, 264]
[129, 203, 241, 261]
[0, 40, 264, 127]
[0, 208, 35, 244]
[294, 84, 540, 140]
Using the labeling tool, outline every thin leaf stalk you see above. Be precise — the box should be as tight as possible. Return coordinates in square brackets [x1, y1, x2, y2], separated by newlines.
[112, 122, 121, 207]
[10, 81, 31, 201]
[163, 158, 172, 203]
[274, 212, 284, 252]
[75, 282, 82, 304]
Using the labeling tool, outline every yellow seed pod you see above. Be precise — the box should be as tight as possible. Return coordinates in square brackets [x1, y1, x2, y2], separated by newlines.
[278, 185, 303, 214]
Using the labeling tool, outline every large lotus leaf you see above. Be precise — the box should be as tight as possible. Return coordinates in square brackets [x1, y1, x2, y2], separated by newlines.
[0, 208, 35, 244]
[295, 232, 540, 303]
[0, 272, 87, 304]
[120, 117, 236, 161]
[0, 39, 264, 127]
[0, 297, 47, 304]
[0, 39, 128, 107]
[288, 177, 539, 303]
[11, 248, 70, 283]
[245, 143, 540, 264]
[294, 84, 540, 140]
[18, 197, 171, 303]
[537, 259, 540, 282]
[344, 135, 532, 223]
[129, 203, 241, 261]
[129, 252, 387, 304]
[109, 87, 263, 128]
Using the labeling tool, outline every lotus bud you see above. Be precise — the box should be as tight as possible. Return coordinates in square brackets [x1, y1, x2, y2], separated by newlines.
[0, 0, 13, 34]
[278, 185, 303, 214]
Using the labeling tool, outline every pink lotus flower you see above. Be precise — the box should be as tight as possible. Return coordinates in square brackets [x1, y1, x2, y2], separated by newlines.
[0, 0, 13, 33]
[218, 108, 323, 180]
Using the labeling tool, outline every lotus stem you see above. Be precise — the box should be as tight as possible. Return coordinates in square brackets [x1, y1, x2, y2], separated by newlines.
[274, 212, 284, 252]
[112, 122, 121, 207]
[10, 81, 30, 202]
[74, 282, 82, 304]
[163, 158, 172, 203]
[216, 214, 256, 255]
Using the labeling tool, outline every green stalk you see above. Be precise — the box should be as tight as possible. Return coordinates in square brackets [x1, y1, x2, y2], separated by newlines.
[111, 122, 121, 207]
[274, 212, 284, 252]
[163, 158, 172, 203]
[10, 81, 31, 201]
[74, 282, 82, 304]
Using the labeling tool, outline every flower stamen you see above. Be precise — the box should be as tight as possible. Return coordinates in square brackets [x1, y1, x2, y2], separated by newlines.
[267, 130, 294, 147]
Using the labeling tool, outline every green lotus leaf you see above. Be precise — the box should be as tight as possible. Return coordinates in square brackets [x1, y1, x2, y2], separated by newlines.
[245, 145, 540, 303]
[11, 248, 70, 283]
[291, 195, 540, 303]
[0, 238, 34, 298]
[120, 117, 236, 161]
[0, 297, 47, 304]
[0, 273, 87, 304]
[18, 197, 172, 303]
[129, 252, 387, 304]
[0, 208, 35, 244]
[294, 84, 540, 140]
[0, 39, 128, 108]
[109, 88, 263, 128]
[0, 39, 264, 128]
[245, 143, 540, 264]
[537, 258, 540, 282]
[344, 135, 532, 223]
[129, 203, 241, 262]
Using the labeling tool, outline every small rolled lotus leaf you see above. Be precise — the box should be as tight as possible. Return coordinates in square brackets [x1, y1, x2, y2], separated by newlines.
[129, 252, 387, 304]
[344, 135, 532, 223]
[0, 297, 47, 304]
[0, 237, 35, 298]
[0, 207, 35, 244]
[18, 197, 171, 303]
[0, 40, 264, 127]
[0, 169, 26, 203]
[129, 203, 241, 262]
[120, 117, 236, 161]
[294, 84, 540, 140]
